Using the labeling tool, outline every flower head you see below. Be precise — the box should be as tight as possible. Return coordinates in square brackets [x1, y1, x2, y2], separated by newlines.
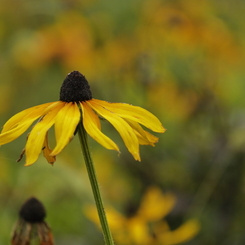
[11, 197, 54, 245]
[0, 71, 165, 166]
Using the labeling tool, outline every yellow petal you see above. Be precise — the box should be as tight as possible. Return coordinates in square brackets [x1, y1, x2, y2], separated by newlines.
[0, 103, 56, 146]
[137, 187, 176, 222]
[91, 99, 166, 133]
[42, 132, 56, 165]
[87, 100, 141, 161]
[51, 102, 81, 156]
[125, 119, 159, 146]
[1, 102, 54, 133]
[81, 102, 119, 152]
[0, 119, 38, 146]
[84, 205, 126, 230]
[157, 219, 200, 244]
[25, 102, 65, 166]
[128, 217, 152, 245]
[136, 130, 159, 146]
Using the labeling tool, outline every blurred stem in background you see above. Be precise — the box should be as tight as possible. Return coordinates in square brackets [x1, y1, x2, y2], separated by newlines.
[77, 122, 114, 245]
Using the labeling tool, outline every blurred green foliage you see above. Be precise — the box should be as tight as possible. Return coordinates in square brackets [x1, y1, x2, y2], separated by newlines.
[1, 0, 245, 244]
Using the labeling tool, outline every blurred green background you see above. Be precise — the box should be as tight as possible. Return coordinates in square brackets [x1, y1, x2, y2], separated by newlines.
[1, 0, 245, 244]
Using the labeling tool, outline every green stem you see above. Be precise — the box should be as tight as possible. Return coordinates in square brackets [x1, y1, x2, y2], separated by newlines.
[77, 122, 114, 245]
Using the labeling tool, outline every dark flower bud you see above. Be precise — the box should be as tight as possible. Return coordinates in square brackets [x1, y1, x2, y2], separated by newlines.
[60, 71, 92, 102]
[19, 197, 46, 223]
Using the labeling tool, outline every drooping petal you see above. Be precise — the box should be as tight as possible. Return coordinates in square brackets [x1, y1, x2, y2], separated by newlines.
[125, 119, 159, 146]
[0, 103, 57, 146]
[1, 102, 55, 133]
[87, 100, 140, 161]
[135, 130, 159, 146]
[42, 132, 56, 165]
[81, 102, 119, 152]
[81, 102, 101, 129]
[51, 102, 81, 156]
[0, 119, 39, 146]
[90, 99, 166, 133]
[25, 102, 65, 166]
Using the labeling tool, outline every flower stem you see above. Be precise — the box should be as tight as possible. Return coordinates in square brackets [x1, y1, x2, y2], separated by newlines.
[77, 122, 114, 245]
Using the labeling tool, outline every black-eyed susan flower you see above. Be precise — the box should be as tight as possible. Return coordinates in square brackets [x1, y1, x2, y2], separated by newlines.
[11, 197, 54, 245]
[0, 71, 165, 166]
[85, 186, 200, 245]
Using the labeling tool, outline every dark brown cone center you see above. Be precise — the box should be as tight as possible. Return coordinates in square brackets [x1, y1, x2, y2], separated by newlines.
[19, 197, 46, 223]
[60, 71, 92, 102]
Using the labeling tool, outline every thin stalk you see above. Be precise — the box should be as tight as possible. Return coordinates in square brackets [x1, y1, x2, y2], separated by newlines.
[77, 122, 114, 245]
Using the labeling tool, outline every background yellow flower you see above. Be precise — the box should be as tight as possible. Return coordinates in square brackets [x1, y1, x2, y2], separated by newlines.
[85, 186, 200, 245]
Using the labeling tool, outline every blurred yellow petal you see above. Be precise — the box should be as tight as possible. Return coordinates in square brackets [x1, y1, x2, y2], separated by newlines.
[81, 102, 119, 152]
[157, 219, 200, 245]
[85, 206, 151, 245]
[128, 217, 152, 245]
[85, 205, 127, 230]
[42, 132, 56, 165]
[88, 100, 140, 161]
[1, 102, 54, 133]
[25, 103, 65, 166]
[138, 187, 176, 222]
[51, 102, 80, 156]
[92, 99, 166, 133]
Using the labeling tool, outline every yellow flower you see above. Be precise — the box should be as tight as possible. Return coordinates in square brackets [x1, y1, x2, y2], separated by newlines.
[85, 186, 200, 245]
[0, 71, 165, 166]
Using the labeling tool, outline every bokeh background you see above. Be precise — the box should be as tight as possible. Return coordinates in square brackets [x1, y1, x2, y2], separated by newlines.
[0, 0, 245, 244]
